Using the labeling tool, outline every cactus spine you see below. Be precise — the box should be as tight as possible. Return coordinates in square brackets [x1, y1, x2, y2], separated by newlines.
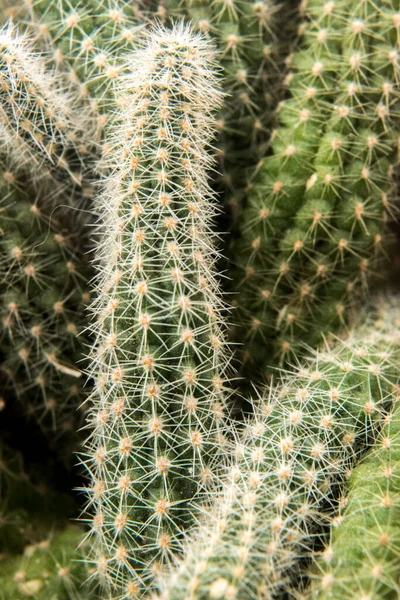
[309, 389, 400, 599]
[158, 297, 400, 600]
[231, 0, 400, 379]
[82, 24, 231, 598]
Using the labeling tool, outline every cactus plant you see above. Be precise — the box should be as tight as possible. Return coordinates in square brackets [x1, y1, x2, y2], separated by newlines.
[157, 296, 400, 600]
[81, 23, 232, 599]
[0, 23, 96, 208]
[0, 164, 92, 445]
[0, 525, 94, 600]
[230, 0, 400, 380]
[308, 394, 400, 599]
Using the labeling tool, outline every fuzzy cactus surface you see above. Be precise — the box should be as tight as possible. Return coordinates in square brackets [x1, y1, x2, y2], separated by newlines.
[230, 0, 400, 380]
[0, 23, 96, 207]
[308, 392, 400, 599]
[0, 165, 91, 442]
[5, 0, 146, 117]
[157, 297, 400, 600]
[81, 23, 232, 599]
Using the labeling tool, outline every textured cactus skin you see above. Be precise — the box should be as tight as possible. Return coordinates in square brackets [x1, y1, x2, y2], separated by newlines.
[157, 298, 400, 600]
[163, 0, 300, 225]
[0, 525, 94, 600]
[6, 0, 145, 116]
[0, 24, 96, 206]
[81, 24, 232, 599]
[230, 0, 400, 380]
[0, 166, 91, 442]
[308, 395, 400, 599]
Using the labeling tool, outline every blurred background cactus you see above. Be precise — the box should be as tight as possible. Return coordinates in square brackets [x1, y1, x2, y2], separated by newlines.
[0, 1, 399, 599]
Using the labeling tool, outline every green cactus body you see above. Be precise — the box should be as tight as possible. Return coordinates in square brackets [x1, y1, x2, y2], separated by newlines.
[82, 24, 232, 598]
[0, 167, 91, 441]
[157, 298, 400, 600]
[0, 24, 96, 207]
[0, 525, 94, 600]
[163, 0, 300, 225]
[8, 0, 145, 116]
[309, 392, 400, 599]
[231, 0, 400, 379]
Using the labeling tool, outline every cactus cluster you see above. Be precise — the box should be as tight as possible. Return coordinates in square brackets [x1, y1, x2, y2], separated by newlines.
[1, 1, 400, 600]
[0, 23, 96, 206]
[157, 297, 400, 600]
[231, 0, 400, 379]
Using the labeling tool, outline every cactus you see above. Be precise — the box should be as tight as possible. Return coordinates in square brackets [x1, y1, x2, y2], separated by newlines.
[81, 23, 232, 599]
[0, 23, 96, 208]
[163, 0, 300, 225]
[157, 297, 400, 600]
[230, 0, 400, 380]
[0, 164, 92, 445]
[0, 525, 94, 600]
[5, 0, 146, 118]
[308, 394, 400, 599]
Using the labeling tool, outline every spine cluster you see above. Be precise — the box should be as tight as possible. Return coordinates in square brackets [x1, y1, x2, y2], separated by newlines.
[82, 24, 231, 598]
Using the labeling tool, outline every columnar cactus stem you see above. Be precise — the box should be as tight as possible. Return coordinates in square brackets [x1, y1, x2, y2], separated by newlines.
[0, 24, 96, 207]
[231, 0, 400, 379]
[308, 390, 400, 599]
[82, 24, 232, 599]
[158, 297, 400, 600]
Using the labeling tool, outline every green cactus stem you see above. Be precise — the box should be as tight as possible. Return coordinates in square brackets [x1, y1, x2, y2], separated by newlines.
[81, 23, 233, 599]
[308, 386, 400, 599]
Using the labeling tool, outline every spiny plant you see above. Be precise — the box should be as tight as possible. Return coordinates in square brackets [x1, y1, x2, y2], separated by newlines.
[163, 0, 300, 225]
[0, 23, 96, 208]
[0, 164, 91, 448]
[157, 296, 400, 600]
[5, 0, 147, 119]
[231, 0, 400, 380]
[81, 23, 232, 599]
[0, 525, 94, 600]
[308, 393, 400, 599]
